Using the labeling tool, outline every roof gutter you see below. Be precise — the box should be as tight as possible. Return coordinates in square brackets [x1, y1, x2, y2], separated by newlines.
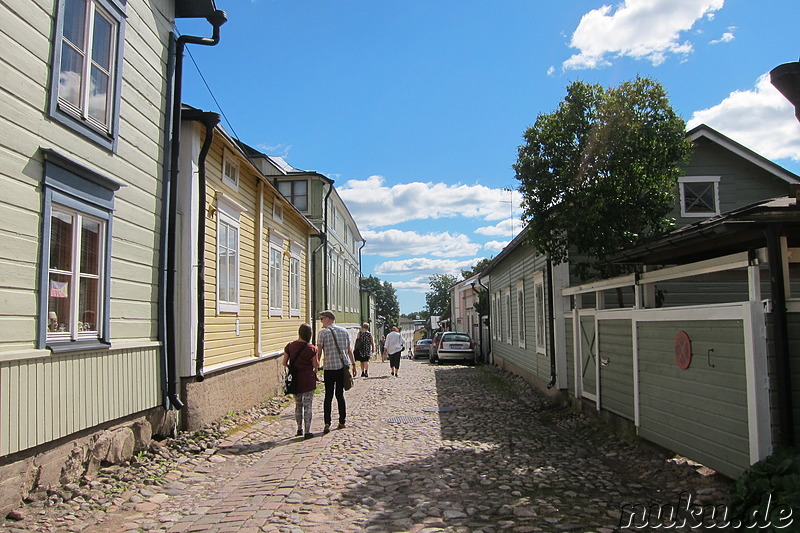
[163, 10, 226, 411]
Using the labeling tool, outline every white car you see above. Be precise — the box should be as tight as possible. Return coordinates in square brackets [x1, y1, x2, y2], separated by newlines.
[435, 332, 476, 365]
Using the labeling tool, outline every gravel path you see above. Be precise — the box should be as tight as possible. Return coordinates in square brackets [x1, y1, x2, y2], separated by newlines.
[2, 360, 732, 532]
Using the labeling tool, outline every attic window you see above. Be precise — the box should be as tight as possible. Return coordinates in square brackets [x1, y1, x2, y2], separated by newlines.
[679, 176, 720, 217]
[222, 149, 239, 190]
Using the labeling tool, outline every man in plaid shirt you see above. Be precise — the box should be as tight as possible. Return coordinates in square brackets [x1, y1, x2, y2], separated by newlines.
[318, 310, 356, 434]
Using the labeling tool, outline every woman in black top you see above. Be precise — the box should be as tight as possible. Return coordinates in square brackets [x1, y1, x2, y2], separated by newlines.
[354, 323, 375, 378]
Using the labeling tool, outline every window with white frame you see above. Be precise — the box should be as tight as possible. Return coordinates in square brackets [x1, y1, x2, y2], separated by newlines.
[222, 149, 239, 190]
[534, 273, 546, 353]
[273, 199, 284, 223]
[679, 176, 720, 217]
[217, 199, 241, 313]
[491, 292, 500, 340]
[516, 281, 525, 348]
[277, 180, 308, 211]
[39, 151, 119, 351]
[289, 253, 300, 317]
[337, 258, 343, 311]
[505, 288, 512, 344]
[50, 0, 125, 150]
[269, 239, 284, 316]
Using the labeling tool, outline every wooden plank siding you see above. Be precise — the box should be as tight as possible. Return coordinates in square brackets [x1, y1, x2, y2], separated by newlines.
[0, 347, 161, 456]
[673, 139, 793, 227]
[487, 243, 552, 382]
[202, 143, 259, 368]
[1, 0, 176, 459]
[637, 319, 750, 477]
[598, 319, 634, 421]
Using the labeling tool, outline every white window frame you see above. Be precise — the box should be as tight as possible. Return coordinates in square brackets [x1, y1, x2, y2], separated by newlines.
[46, 205, 107, 344]
[217, 198, 241, 314]
[222, 148, 239, 190]
[534, 272, 546, 354]
[289, 250, 301, 317]
[49, 0, 125, 150]
[679, 176, 721, 218]
[273, 199, 284, 223]
[269, 237, 284, 317]
[504, 287, 512, 344]
[516, 280, 525, 349]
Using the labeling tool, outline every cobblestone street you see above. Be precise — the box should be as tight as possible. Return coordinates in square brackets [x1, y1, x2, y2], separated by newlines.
[8, 360, 732, 532]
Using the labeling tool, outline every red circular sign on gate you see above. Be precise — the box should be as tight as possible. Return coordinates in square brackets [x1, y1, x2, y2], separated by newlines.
[675, 331, 692, 370]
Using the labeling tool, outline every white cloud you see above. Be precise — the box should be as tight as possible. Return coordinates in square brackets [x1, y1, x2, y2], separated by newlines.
[484, 240, 509, 253]
[475, 218, 521, 237]
[709, 28, 735, 45]
[375, 257, 486, 278]
[391, 276, 432, 292]
[563, 0, 725, 70]
[362, 229, 480, 258]
[688, 74, 800, 163]
[257, 143, 292, 158]
[337, 176, 522, 229]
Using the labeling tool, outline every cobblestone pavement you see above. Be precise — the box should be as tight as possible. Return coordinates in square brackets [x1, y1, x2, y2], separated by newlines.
[5, 360, 733, 532]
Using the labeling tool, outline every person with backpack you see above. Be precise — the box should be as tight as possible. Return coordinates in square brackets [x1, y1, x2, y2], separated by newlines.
[281, 323, 319, 439]
[354, 322, 375, 378]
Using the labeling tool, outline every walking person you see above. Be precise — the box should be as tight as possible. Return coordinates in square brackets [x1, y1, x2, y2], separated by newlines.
[354, 323, 375, 378]
[379, 335, 386, 362]
[281, 323, 319, 439]
[383, 326, 404, 377]
[317, 310, 357, 434]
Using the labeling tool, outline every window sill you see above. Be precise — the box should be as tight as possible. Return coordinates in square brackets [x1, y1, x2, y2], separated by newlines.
[47, 339, 111, 354]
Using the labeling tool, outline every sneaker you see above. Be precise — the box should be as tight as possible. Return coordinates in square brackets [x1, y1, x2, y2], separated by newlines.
[296, 429, 303, 437]
[365, 372, 369, 378]
[303, 432, 315, 439]
[337, 422, 346, 429]
[323, 424, 330, 434]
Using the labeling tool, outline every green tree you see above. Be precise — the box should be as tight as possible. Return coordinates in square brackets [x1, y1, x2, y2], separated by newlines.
[514, 76, 692, 279]
[425, 274, 458, 320]
[361, 275, 399, 330]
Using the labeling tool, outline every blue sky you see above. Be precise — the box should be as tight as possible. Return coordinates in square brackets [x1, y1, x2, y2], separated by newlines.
[178, 0, 800, 314]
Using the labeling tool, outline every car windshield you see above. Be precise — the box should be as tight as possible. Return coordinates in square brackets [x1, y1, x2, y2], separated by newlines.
[443, 333, 470, 343]
[418, 340, 431, 345]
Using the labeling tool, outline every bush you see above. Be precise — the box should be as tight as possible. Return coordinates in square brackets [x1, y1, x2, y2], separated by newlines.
[728, 447, 800, 530]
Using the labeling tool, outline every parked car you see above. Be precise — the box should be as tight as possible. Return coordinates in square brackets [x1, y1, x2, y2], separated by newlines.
[435, 332, 476, 365]
[429, 331, 443, 363]
[413, 339, 432, 359]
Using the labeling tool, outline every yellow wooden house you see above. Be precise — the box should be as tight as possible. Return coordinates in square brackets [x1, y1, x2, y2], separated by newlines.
[174, 106, 319, 430]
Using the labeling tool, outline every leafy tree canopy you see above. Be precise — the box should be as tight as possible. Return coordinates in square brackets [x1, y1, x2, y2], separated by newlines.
[514, 76, 693, 279]
[460, 257, 493, 280]
[361, 275, 399, 331]
[425, 273, 458, 320]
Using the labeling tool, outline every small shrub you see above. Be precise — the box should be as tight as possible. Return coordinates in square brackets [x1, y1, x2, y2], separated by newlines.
[728, 447, 800, 530]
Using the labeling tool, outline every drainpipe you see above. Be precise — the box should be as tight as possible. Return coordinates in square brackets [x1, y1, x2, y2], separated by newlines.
[471, 281, 483, 364]
[546, 257, 557, 389]
[164, 10, 227, 410]
[765, 227, 794, 447]
[311, 234, 327, 342]
[358, 239, 366, 323]
[322, 180, 333, 309]
[190, 111, 221, 382]
[478, 277, 490, 364]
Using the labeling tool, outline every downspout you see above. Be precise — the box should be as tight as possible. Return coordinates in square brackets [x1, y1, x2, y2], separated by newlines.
[472, 281, 483, 364]
[358, 239, 366, 323]
[765, 227, 794, 447]
[165, 10, 227, 410]
[546, 257, 557, 389]
[192, 111, 221, 382]
[311, 234, 327, 342]
[478, 277, 490, 364]
[322, 181, 333, 309]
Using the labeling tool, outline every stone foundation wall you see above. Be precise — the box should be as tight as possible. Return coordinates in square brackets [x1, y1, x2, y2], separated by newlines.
[180, 354, 284, 432]
[492, 354, 567, 404]
[0, 408, 175, 518]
